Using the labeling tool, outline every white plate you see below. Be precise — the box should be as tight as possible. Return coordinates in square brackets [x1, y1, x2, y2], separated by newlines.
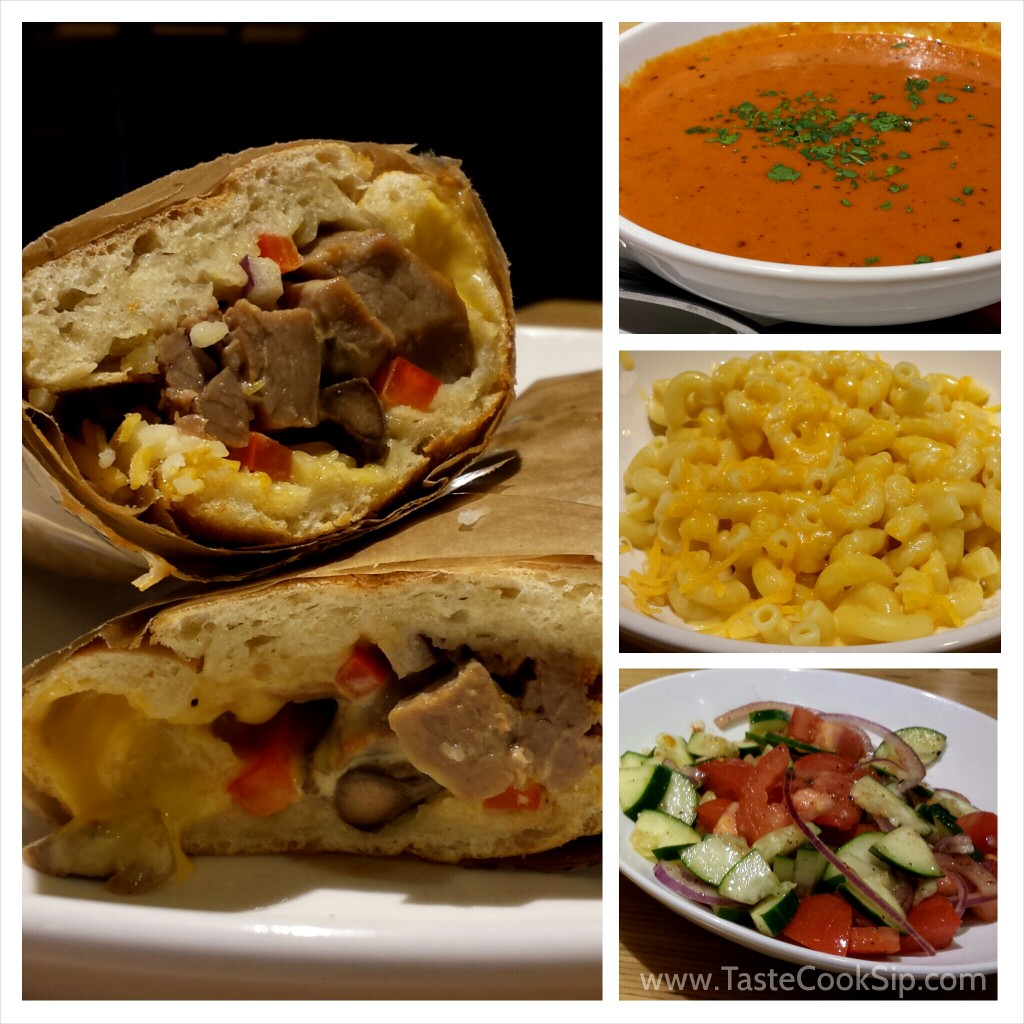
[619, 669, 998, 977]
[619, 350, 1001, 652]
[21, 327, 603, 1000]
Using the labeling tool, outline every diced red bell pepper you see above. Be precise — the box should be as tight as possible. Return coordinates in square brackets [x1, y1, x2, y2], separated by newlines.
[482, 784, 546, 811]
[373, 356, 442, 411]
[228, 432, 292, 482]
[956, 810, 997, 855]
[782, 892, 852, 957]
[334, 645, 394, 700]
[224, 705, 315, 817]
[899, 895, 962, 953]
[227, 746, 300, 818]
[849, 926, 901, 957]
[257, 233, 303, 273]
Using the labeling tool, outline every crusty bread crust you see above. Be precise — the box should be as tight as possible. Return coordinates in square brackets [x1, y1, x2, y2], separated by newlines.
[22, 141, 514, 553]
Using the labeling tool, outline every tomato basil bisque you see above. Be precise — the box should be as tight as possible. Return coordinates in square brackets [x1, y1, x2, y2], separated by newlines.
[620, 24, 1000, 267]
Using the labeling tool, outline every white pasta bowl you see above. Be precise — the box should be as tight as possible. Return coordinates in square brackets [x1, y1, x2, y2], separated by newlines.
[618, 350, 1001, 653]
[619, 23, 1001, 327]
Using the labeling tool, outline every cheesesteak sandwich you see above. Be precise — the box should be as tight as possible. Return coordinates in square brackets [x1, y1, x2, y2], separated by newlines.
[23, 372, 602, 893]
[22, 141, 514, 585]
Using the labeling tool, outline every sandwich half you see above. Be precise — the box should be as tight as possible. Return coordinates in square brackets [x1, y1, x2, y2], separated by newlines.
[22, 140, 514, 583]
[23, 371, 602, 892]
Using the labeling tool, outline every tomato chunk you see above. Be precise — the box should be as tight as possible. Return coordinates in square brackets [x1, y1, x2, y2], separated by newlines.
[696, 797, 735, 833]
[482, 784, 545, 811]
[736, 744, 792, 843]
[782, 893, 852, 956]
[810, 719, 869, 762]
[791, 753, 864, 830]
[699, 758, 752, 801]
[956, 810, 997, 855]
[228, 432, 293, 482]
[849, 926, 901, 957]
[900, 894, 962, 953]
[334, 645, 394, 700]
[257, 233, 303, 272]
[373, 356, 442, 410]
[787, 706, 823, 744]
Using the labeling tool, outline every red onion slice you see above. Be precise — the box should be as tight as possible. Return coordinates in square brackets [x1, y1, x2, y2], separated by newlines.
[827, 713, 927, 791]
[782, 769, 937, 956]
[950, 854, 997, 897]
[654, 861, 744, 908]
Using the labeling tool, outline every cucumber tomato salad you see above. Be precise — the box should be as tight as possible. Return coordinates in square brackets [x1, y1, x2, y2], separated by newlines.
[620, 702, 997, 959]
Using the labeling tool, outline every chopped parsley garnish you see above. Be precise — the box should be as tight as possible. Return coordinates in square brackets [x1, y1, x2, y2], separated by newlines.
[963, 186, 975, 195]
[905, 77, 929, 108]
[865, 256, 880, 264]
[937, 93, 956, 104]
[840, 197, 852, 206]
[767, 164, 801, 181]
[950, 196, 966, 205]
[914, 255, 934, 263]
[708, 128, 741, 145]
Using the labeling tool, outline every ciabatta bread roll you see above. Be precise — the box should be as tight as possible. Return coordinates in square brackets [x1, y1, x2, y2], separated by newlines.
[23, 141, 514, 577]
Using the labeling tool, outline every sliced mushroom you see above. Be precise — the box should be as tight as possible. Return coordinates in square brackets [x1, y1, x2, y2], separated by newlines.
[334, 765, 442, 831]
[318, 378, 388, 464]
[22, 808, 177, 894]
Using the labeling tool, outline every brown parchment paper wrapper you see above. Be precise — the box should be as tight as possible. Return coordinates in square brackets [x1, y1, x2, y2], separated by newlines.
[25, 370, 601, 678]
[22, 140, 515, 589]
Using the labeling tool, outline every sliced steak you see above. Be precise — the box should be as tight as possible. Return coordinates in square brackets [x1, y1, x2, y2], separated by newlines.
[388, 658, 600, 802]
[196, 368, 251, 448]
[222, 299, 320, 432]
[301, 230, 474, 382]
[287, 277, 396, 382]
[388, 659, 525, 802]
[155, 327, 216, 417]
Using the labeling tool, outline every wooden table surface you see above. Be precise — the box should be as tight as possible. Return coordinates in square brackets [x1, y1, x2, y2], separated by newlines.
[619, 668, 997, 1000]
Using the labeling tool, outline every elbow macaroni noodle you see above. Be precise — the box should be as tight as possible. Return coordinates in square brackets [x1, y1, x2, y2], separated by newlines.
[620, 352, 1001, 645]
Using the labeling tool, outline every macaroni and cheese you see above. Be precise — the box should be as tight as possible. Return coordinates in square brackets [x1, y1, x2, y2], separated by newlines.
[620, 352, 1000, 646]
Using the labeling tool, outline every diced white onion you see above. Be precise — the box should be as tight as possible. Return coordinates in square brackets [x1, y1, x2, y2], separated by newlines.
[189, 320, 229, 348]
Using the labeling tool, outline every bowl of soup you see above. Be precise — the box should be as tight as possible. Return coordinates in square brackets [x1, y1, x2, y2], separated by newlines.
[619, 23, 1001, 326]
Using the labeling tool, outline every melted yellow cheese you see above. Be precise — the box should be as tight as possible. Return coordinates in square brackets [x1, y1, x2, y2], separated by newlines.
[27, 692, 237, 831]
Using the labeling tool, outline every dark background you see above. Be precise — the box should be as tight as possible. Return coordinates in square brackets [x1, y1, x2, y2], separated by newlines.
[22, 21, 602, 310]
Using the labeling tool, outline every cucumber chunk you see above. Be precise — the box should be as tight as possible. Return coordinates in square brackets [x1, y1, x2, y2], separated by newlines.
[876, 726, 947, 767]
[620, 762, 671, 820]
[851, 776, 933, 837]
[629, 809, 701, 861]
[657, 769, 698, 825]
[750, 886, 799, 936]
[719, 850, 782, 905]
[870, 825, 944, 878]
[687, 730, 739, 761]
[680, 834, 749, 886]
